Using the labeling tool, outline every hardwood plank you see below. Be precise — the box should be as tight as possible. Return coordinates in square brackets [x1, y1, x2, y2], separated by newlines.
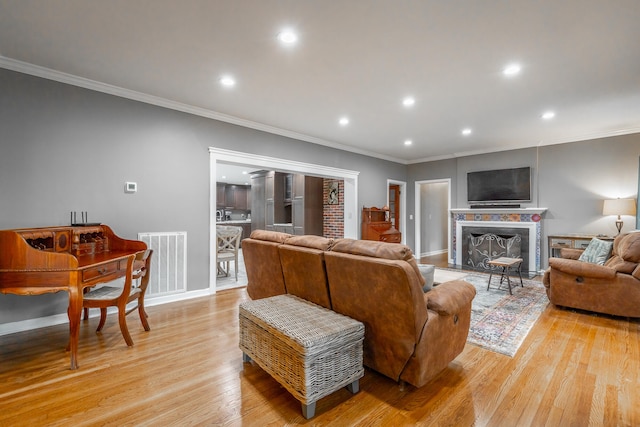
[1, 286, 639, 426]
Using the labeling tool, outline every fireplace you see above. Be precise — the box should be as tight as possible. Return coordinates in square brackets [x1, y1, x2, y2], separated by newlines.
[461, 226, 529, 272]
[451, 208, 547, 275]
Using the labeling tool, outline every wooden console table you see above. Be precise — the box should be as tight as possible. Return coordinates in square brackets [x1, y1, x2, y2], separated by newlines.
[547, 234, 614, 260]
[0, 224, 147, 369]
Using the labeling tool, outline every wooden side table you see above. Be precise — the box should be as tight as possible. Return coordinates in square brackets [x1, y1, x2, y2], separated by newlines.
[487, 257, 523, 295]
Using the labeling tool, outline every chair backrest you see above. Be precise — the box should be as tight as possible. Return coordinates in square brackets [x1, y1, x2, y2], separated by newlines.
[132, 249, 153, 292]
[216, 226, 243, 254]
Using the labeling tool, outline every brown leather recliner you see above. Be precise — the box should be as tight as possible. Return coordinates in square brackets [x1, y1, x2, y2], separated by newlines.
[325, 239, 476, 388]
[543, 232, 640, 317]
[242, 231, 477, 388]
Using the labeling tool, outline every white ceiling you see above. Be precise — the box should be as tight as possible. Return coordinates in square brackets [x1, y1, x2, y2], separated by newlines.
[1, 0, 639, 164]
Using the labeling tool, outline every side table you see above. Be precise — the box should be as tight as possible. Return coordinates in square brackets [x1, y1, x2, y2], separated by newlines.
[487, 257, 523, 295]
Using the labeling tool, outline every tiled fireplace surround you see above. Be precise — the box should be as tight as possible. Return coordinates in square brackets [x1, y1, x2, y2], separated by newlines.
[451, 208, 547, 275]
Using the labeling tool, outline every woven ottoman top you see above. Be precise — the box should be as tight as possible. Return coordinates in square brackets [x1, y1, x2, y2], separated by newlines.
[239, 294, 364, 355]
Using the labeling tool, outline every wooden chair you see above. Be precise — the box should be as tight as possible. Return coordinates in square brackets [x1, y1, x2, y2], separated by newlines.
[82, 249, 153, 346]
[216, 225, 243, 281]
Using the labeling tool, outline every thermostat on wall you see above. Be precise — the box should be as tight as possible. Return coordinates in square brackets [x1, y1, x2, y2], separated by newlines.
[125, 182, 137, 193]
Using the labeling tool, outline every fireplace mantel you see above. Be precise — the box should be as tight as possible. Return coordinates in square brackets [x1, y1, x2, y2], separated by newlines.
[451, 207, 548, 215]
[451, 207, 548, 274]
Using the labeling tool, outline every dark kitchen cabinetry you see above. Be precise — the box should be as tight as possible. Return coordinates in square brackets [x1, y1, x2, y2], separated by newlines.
[225, 184, 249, 210]
[217, 183, 250, 210]
[292, 174, 323, 236]
[251, 171, 323, 236]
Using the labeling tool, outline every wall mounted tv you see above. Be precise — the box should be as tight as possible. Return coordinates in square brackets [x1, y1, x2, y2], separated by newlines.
[467, 166, 531, 204]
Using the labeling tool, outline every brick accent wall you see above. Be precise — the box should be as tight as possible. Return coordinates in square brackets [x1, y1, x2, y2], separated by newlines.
[323, 179, 344, 238]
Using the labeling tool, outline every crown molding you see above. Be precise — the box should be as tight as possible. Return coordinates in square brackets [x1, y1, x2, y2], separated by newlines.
[0, 56, 407, 165]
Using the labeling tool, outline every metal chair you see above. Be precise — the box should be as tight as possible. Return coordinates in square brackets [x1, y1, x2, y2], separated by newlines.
[82, 249, 153, 346]
[216, 225, 243, 281]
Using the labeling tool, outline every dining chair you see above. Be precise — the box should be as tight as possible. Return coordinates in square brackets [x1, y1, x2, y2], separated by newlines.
[216, 225, 243, 281]
[82, 249, 153, 346]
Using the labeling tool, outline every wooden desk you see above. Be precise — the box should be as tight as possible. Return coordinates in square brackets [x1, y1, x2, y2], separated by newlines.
[487, 257, 523, 295]
[0, 224, 146, 369]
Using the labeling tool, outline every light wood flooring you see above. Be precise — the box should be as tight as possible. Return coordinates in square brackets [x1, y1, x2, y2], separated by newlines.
[1, 280, 639, 426]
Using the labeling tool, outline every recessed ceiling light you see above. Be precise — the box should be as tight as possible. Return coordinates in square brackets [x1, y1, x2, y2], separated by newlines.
[542, 111, 556, 120]
[503, 63, 521, 77]
[221, 175, 227, 179]
[404, 139, 413, 146]
[220, 75, 236, 87]
[339, 117, 349, 126]
[462, 128, 472, 136]
[402, 97, 415, 107]
[277, 29, 298, 45]
[242, 171, 248, 175]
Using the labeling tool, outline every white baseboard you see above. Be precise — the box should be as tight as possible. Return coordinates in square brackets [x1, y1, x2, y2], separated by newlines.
[419, 249, 448, 258]
[0, 288, 214, 338]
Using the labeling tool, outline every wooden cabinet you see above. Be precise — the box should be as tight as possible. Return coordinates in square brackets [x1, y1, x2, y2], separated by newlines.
[547, 234, 614, 260]
[251, 175, 266, 232]
[216, 183, 226, 208]
[292, 174, 323, 236]
[218, 183, 250, 210]
[361, 207, 401, 243]
[224, 185, 249, 210]
[251, 171, 323, 236]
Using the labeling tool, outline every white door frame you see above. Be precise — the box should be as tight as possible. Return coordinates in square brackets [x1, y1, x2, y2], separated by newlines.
[414, 178, 451, 261]
[209, 147, 360, 293]
[387, 179, 407, 244]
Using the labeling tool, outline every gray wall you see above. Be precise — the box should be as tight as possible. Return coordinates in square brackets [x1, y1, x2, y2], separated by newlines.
[407, 136, 640, 262]
[0, 68, 405, 324]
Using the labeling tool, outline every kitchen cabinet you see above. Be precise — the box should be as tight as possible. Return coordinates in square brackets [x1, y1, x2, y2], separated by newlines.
[252, 171, 323, 236]
[224, 185, 249, 210]
[292, 174, 323, 236]
[216, 183, 226, 208]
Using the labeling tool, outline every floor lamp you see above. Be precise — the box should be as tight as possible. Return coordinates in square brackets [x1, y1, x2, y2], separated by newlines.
[603, 198, 637, 235]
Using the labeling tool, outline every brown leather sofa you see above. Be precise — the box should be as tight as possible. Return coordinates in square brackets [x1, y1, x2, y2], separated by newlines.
[242, 231, 477, 388]
[543, 232, 640, 317]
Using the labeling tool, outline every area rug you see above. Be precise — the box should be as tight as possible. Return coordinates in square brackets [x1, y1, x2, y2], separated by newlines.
[435, 268, 549, 357]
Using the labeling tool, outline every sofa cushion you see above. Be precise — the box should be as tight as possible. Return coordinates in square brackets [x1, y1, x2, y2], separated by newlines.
[578, 238, 613, 265]
[331, 239, 425, 287]
[284, 234, 334, 251]
[249, 229, 291, 243]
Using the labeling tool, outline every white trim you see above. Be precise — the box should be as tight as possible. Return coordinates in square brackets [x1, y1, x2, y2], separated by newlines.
[451, 207, 548, 215]
[414, 179, 452, 262]
[420, 248, 448, 258]
[209, 147, 360, 292]
[0, 289, 212, 338]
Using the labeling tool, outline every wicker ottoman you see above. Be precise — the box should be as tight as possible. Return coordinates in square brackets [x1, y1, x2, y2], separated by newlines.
[239, 294, 364, 419]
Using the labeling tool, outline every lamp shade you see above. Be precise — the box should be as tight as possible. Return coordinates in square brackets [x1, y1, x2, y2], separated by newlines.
[603, 198, 637, 216]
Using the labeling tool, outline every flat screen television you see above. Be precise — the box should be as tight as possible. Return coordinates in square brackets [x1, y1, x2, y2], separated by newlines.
[467, 166, 531, 204]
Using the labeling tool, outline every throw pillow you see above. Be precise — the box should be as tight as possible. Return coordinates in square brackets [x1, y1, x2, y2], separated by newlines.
[578, 238, 613, 265]
[418, 264, 435, 292]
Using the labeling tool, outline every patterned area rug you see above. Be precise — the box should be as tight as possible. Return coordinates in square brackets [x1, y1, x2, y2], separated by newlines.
[436, 268, 549, 357]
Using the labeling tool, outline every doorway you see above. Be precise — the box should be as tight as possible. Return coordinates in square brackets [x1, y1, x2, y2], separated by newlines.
[414, 179, 451, 263]
[209, 147, 360, 293]
[387, 179, 406, 243]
